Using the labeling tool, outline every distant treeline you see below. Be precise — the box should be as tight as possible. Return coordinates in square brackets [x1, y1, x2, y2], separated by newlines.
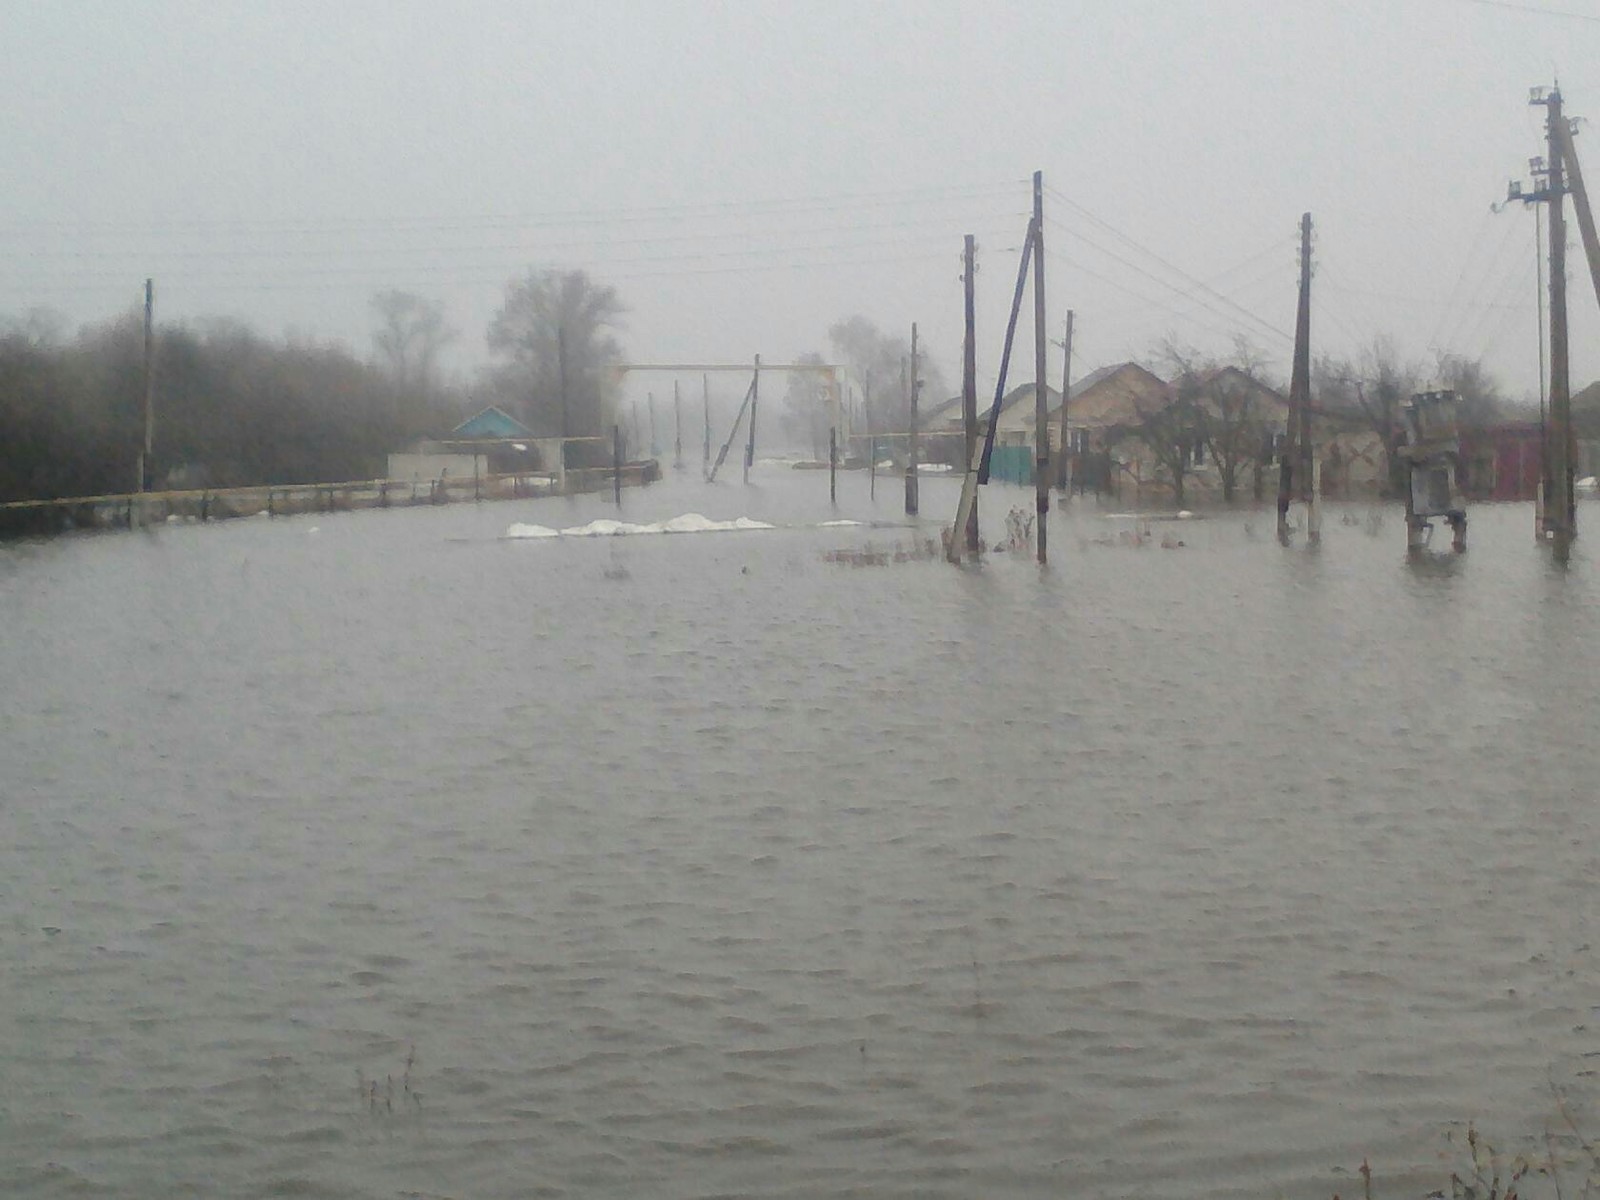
[0, 310, 467, 510]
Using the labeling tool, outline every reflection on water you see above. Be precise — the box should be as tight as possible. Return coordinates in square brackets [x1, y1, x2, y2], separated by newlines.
[2, 466, 1599, 1200]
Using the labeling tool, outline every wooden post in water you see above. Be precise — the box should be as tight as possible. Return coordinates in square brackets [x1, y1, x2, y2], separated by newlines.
[1032, 171, 1049, 564]
[613, 424, 623, 505]
[829, 427, 837, 504]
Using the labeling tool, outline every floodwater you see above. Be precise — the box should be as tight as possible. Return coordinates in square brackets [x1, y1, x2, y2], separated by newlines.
[3, 464, 1600, 1200]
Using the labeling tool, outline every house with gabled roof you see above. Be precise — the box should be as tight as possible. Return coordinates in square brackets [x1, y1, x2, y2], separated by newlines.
[387, 405, 553, 487]
[450, 405, 535, 441]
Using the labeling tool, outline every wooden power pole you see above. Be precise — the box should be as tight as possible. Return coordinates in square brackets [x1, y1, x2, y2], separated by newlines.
[139, 278, 154, 493]
[1546, 89, 1576, 554]
[673, 380, 683, 470]
[906, 323, 920, 515]
[1032, 171, 1049, 564]
[1278, 213, 1315, 544]
[962, 234, 979, 556]
[743, 355, 760, 484]
[1057, 311, 1075, 490]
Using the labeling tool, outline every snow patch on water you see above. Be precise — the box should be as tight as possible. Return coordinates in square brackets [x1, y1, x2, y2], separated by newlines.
[506, 512, 778, 540]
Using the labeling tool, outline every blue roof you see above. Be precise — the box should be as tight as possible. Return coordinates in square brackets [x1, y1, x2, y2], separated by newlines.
[452, 406, 534, 440]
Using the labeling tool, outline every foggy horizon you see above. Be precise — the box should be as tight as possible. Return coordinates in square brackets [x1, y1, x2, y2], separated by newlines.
[7, 0, 1600, 412]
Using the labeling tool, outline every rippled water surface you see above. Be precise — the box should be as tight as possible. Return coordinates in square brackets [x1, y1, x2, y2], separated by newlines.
[5, 467, 1600, 1199]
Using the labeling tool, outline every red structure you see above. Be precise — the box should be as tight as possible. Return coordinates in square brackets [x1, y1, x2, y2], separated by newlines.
[1459, 422, 1543, 501]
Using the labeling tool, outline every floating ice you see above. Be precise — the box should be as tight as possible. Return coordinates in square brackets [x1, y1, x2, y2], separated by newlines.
[505, 523, 561, 539]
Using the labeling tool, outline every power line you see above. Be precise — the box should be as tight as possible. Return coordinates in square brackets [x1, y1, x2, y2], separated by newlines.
[1453, 0, 1600, 23]
[0, 181, 1024, 239]
[1043, 184, 1293, 345]
[1045, 214, 1292, 346]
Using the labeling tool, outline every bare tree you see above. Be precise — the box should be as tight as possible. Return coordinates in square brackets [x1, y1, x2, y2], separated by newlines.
[779, 350, 830, 457]
[371, 290, 455, 395]
[487, 268, 625, 437]
[1160, 338, 1277, 504]
[1433, 351, 1507, 428]
[1314, 337, 1421, 498]
[826, 315, 945, 434]
[1116, 386, 1202, 507]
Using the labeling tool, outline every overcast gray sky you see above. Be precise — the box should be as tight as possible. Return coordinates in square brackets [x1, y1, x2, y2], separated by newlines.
[6, 0, 1600, 411]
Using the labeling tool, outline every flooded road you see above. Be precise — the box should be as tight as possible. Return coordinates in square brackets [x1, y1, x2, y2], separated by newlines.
[3, 466, 1599, 1199]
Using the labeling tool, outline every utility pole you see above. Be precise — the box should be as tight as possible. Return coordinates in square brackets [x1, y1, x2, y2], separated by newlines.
[1546, 91, 1580, 553]
[1537, 201, 1548, 534]
[673, 380, 684, 470]
[962, 234, 979, 556]
[744, 354, 760, 484]
[648, 391, 660, 459]
[1515, 88, 1575, 553]
[1032, 171, 1049, 564]
[556, 324, 571, 477]
[1549, 91, 1575, 554]
[612, 424, 623, 505]
[139, 278, 154, 493]
[1057, 311, 1075, 490]
[906, 323, 920, 515]
[829, 369, 840, 504]
[702, 374, 711, 478]
[1278, 213, 1314, 544]
[1554, 112, 1600, 316]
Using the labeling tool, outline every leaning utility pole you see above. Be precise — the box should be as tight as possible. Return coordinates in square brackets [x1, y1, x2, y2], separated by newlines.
[1278, 213, 1316, 544]
[702, 374, 711, 477]
[906, 323, 920, 515]
[139, 278, 154, 493]
[1032, 171, 1049, 564]
[1554, 111, 1600, 318]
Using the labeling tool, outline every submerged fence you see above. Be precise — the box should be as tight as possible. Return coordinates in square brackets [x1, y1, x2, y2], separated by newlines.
[0, 462, 662, 535]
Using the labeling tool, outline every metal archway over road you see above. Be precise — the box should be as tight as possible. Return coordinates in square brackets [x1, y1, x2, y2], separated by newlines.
[613, 360, 847, 493]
